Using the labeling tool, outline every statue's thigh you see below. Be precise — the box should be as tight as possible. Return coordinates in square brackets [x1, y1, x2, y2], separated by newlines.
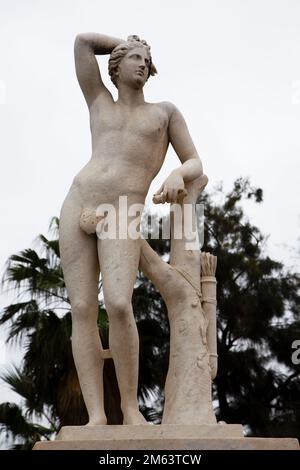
[59, 193, 99, 304]
[97, 238, 141, 303]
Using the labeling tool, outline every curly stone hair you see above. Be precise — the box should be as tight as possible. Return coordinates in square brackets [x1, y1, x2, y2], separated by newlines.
[108, 35, 157, 88]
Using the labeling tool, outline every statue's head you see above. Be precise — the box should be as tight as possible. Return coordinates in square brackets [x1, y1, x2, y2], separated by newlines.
[108, 35, 157, 89]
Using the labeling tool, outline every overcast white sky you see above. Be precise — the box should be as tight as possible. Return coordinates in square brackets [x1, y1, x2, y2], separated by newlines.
[0, 0, 299, 403]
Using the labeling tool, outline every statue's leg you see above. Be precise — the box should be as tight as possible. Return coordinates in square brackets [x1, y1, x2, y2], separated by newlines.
[59, 190, 106, 425]
[97, 235, 147, 425]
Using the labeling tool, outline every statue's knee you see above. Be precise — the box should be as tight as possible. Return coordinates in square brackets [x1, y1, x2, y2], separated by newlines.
[106, 297, 131, 321]
[72, 299, 96, 321]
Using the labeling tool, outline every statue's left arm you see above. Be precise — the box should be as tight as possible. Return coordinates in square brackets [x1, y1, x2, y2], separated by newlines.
[153, 103, 203, 204]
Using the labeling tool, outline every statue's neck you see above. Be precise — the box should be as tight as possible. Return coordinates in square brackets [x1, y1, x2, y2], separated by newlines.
[117, 84, 145, 107]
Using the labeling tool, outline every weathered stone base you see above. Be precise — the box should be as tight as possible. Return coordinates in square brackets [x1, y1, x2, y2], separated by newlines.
[33, 425, 299, 450]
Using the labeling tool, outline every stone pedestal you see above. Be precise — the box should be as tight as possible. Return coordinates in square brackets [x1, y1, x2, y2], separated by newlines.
[33, 425, 299, 450]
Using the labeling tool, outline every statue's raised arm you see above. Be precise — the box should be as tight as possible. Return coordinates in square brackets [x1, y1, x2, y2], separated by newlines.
[74, 33, 123, 107]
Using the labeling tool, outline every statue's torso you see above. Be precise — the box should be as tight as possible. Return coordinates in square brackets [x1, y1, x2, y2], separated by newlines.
[71, 100, 170, 208]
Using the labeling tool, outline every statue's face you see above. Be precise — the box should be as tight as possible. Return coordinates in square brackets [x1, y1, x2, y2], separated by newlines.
[117, 47, 150, 89]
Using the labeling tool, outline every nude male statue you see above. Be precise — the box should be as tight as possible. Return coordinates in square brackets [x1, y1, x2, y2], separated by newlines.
[59, 33, 204, 425]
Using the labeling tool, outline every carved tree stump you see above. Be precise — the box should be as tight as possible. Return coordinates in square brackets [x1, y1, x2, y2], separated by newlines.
[140, 175, 217, 424]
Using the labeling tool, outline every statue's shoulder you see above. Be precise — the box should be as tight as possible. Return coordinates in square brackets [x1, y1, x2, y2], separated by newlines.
[155, 101, 177, 122]
[157, 101, 176, 113]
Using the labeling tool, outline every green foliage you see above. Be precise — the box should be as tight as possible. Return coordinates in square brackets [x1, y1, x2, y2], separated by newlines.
[200, 178, 300, 437]
[0, 401, 52, 450]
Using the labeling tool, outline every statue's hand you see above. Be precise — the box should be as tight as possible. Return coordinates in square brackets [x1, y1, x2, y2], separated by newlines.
[153, 170, 187, 204]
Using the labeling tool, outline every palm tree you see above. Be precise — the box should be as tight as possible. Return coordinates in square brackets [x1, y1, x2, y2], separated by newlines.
[0, 401, 53, 450]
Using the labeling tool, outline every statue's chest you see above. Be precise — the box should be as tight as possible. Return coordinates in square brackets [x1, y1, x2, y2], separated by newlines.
[94, 108, 168, 140]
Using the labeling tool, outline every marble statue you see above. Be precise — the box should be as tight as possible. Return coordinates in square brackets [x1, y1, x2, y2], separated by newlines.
[59, 33, 214, 426]
[34, 31, 300, 451]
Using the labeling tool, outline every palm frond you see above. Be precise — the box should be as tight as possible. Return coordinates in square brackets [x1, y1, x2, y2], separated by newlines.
[0, 402, 52, 440]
